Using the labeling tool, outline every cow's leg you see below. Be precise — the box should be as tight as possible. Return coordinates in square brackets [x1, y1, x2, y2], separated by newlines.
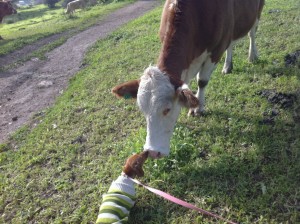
[222, 42, 234, 74]
[248, 19, 259, 62]
[188, 58, 216, 116]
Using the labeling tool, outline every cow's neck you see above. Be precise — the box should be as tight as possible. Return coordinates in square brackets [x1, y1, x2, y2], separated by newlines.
[158, 30, 195, 87]
[156, 1, 203, 88]
[157, 55, 184, 89]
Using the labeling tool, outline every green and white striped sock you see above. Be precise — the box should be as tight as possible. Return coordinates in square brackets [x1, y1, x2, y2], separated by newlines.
[96, 175, 136, 224]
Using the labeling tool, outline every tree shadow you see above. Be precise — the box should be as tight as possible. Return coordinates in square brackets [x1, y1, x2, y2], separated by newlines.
[15, 7, 50, 22]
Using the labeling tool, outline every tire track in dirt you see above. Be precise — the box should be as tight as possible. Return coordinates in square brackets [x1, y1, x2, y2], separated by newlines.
[0, 0, 159, 143]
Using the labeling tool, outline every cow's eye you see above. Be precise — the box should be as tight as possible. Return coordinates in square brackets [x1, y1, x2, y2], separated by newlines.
[163, 108, 171, 116]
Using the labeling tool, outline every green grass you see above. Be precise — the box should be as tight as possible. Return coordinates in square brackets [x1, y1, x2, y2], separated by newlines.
[0, 0, 134, 56]
[0, 0, 300, 223]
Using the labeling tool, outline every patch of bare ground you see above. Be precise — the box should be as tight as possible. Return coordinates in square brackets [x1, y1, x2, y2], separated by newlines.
[0, 0, 159, 143]
[0, 32, 73, 70]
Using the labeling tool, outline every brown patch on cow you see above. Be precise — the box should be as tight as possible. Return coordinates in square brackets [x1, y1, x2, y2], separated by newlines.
[111, 79, 140, 99]
[177, 88, 199, 108]
[123, 151, 149, 178]
[232, 0, 265, 39]
[168, 75, 184, 90]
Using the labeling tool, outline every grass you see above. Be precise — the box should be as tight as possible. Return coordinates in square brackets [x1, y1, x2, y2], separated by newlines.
[0, 0, 300, 223]
[0, 0, 134, 56]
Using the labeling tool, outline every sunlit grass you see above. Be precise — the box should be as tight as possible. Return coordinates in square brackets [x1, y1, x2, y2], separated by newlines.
[0, 1, 134, 56]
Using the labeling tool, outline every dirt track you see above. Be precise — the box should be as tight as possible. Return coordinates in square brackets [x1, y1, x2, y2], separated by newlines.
[0, 0, 159, 143]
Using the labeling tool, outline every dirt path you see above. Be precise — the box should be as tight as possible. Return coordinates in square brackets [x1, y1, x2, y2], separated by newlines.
[0, 0, 159, 143]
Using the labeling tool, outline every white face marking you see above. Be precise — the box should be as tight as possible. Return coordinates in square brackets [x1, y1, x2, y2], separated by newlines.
[137, 53, 215, 155]
[137, 66, 181, 156]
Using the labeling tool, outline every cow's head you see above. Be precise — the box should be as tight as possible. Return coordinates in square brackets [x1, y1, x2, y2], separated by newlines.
[112, 66, 198, 158]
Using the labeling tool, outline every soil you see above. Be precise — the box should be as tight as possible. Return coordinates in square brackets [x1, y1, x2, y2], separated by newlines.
[259, 89, 296, 109]
[284, 49, 300, 68]
[258, 89, 298, 125]
[0, 0, 159, 143]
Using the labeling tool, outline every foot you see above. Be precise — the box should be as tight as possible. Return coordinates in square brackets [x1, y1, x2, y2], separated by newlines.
[248, 54, 258, 63]
[222, 62, 233, 74]
[147, 150, 165, 159]
[188, 107, 205, 116]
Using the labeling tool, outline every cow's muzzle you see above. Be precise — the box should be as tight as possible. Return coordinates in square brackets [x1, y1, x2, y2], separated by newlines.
[145, 150, 166, 159]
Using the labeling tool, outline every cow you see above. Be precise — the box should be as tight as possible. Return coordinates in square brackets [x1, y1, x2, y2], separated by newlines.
[65, 0, 85, 14]
[112, 0, 265, 159]
[0, 0, 17, 23]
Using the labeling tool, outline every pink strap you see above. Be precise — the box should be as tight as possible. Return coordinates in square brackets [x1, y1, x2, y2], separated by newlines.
[130, 178, 238, 224]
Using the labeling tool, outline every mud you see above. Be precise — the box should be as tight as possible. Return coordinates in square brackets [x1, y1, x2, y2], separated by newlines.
[284, 50, 300, 68]
[258, 89, 298, 125]
[259, 89, 296, 109]
[259, 108, 279, 125]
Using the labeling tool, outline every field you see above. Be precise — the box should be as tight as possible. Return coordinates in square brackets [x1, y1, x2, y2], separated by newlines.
[0, 0, 299, 223]
[0, 0, 134, 57]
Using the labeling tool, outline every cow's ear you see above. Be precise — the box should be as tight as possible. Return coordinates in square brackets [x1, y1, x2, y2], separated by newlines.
[176, 84, 199, 108]
[112, 79, 140, 99]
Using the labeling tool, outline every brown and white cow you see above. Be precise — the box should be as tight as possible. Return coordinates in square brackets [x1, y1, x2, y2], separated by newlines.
[0, 0, 16, 23]
[112, 0, 264, 158]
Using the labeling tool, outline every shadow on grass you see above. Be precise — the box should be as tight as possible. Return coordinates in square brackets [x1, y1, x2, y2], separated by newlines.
[130, 93, 300, 223]
[14, 7, 50, 22]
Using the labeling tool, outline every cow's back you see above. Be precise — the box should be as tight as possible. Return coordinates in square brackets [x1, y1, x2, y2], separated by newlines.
[158, 0, 235, 76]
[158, 0, 264, 77]
[232, 0, 265, 39]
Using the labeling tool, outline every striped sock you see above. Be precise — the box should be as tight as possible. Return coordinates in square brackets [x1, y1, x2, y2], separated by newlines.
[96, 175, 136, 224]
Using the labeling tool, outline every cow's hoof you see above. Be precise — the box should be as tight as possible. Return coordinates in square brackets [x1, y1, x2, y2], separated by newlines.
[147, 151, 165, 159]
[222, 63, 233, 74]
[248, 54, 258, 63]
[222, 67, 232, 74]
[188, 108, 205, 117]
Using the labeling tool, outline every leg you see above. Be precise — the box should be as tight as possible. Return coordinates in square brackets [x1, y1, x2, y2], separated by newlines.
[248, 19, 259, 62]
[189, 58, 216, 116]
[222, 42, 234, 74]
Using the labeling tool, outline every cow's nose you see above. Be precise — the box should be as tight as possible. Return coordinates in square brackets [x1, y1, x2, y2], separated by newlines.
[146, 150, 165, 159]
